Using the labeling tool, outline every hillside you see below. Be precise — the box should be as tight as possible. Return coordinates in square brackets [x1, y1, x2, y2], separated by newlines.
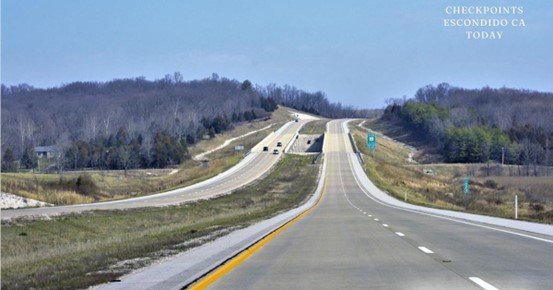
[382, 83, 553, 172]
[1, 74, 370, 171]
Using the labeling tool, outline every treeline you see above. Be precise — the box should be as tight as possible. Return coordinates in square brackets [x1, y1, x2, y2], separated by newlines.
[3, 113, 246, 172]
[1, 74, 274, 162]
[259, 84, 374, 118]
[384, 83, 553, 169]
[64, 128, 188, 172]
[1, 73, 368, 171]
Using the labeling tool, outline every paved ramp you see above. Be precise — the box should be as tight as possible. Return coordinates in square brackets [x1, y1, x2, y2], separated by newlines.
[2, 120, 309, 219]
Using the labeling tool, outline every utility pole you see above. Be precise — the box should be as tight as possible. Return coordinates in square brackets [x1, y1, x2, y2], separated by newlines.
[515, 195, 518, 219]
[546, 138, 550, 176]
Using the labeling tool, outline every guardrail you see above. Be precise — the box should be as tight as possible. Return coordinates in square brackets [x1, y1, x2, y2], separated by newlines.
[348, 132, 364, 164]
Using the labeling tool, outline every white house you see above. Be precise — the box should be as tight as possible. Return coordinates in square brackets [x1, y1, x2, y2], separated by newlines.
[34, 146, 56, 158]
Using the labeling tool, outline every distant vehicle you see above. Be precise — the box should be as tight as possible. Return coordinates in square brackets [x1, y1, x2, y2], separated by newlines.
[263, 146, 269, 151]
[295, 119, 299, 122]
[273, 149, 279, 154]
[276, 142, 283, 147]
[307, 140, 312, 144]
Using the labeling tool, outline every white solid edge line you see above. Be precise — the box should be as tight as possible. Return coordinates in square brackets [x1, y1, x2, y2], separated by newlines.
[418, 246, 434, 254]
[469, 277, 499, 290]
[396, 232, 405, 237]
[344, 144, 553, 244]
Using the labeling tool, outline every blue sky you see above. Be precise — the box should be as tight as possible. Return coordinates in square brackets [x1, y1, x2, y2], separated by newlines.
[2, 0, 552, 108]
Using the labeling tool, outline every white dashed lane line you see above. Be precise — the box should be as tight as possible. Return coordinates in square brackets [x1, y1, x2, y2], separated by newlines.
[335, 132, 500, 290]
[418, 246, 434, 254]
[469, 277, 499, 290]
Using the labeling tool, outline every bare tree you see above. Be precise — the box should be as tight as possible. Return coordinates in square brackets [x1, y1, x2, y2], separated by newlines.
[173, 72, 183, 83]
[85, 114, 98, 140]
[119, 146, 132, 176]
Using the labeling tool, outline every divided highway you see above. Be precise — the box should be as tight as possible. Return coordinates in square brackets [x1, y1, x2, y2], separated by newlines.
[2, 119, 311, 219]
[207, 120, 553, 290]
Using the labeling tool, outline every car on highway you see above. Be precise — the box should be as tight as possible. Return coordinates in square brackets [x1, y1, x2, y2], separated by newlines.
[263, 146, 269, 151]
[273, 149, 279, 154]
[276, 142, 283, 147]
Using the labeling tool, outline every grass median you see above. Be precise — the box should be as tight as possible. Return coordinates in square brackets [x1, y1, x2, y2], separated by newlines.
[1, 154, 321, 290]
[299, 119, 328, 135]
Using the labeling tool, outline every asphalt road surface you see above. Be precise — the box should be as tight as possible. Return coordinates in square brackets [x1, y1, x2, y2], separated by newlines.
[210, 120, 553, 290]
[1, 119, 310, 219]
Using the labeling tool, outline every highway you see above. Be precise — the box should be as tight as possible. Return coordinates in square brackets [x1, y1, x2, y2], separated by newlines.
[1, 118, 310, 219]
[207, 120, 553, 290]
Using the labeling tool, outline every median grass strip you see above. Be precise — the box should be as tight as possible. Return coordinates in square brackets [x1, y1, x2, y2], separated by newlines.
[299, 119, 329, 135]
[1, 154, 320, 290]
[349, 121, 553, 224]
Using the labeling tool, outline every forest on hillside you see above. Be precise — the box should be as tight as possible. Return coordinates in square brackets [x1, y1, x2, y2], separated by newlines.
[383, 83, 553, 173]
[1, 73, 371, 171]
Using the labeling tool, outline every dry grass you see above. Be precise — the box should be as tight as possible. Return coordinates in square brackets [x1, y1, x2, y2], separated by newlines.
[1, 156, 242, 205]
[1, 174, 95, 205]
[188, 106, 292, 156]
[1, 154, 320, 289]
[299, 119, 329, 135]
[363, 118, 445, 163]
[350, 120, 553, 224]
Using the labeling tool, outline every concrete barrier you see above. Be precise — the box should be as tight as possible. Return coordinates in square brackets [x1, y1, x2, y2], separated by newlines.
[348, 132, 364, 164]
[284, 132, 298, 153]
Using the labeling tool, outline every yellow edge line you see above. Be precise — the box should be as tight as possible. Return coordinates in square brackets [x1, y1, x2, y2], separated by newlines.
[189, 156, 328, 290]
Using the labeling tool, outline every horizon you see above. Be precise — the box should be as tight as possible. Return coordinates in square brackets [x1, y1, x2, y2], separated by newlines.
[2, 1, 553, 108]
[3, 73, 553, 110]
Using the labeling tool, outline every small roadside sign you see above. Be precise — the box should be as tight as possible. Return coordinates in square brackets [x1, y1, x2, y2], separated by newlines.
[367, 133, 377, 150]
[463, 177, 469, 194]
[235, 145, 244, 151]
[463, 176, 469, 209]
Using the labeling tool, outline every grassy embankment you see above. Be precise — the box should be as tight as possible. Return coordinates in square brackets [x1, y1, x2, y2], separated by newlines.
[1, 154, 321, 289]
[350, 119, 553, 224]
[299, 119, 329, 135]
[0, 108, 292, 205]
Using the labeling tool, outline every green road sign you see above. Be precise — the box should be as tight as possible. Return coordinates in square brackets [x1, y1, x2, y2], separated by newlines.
[463, 177, 469, 194]
[367, 133, 377, 149]
[463, 176, 469, 209]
